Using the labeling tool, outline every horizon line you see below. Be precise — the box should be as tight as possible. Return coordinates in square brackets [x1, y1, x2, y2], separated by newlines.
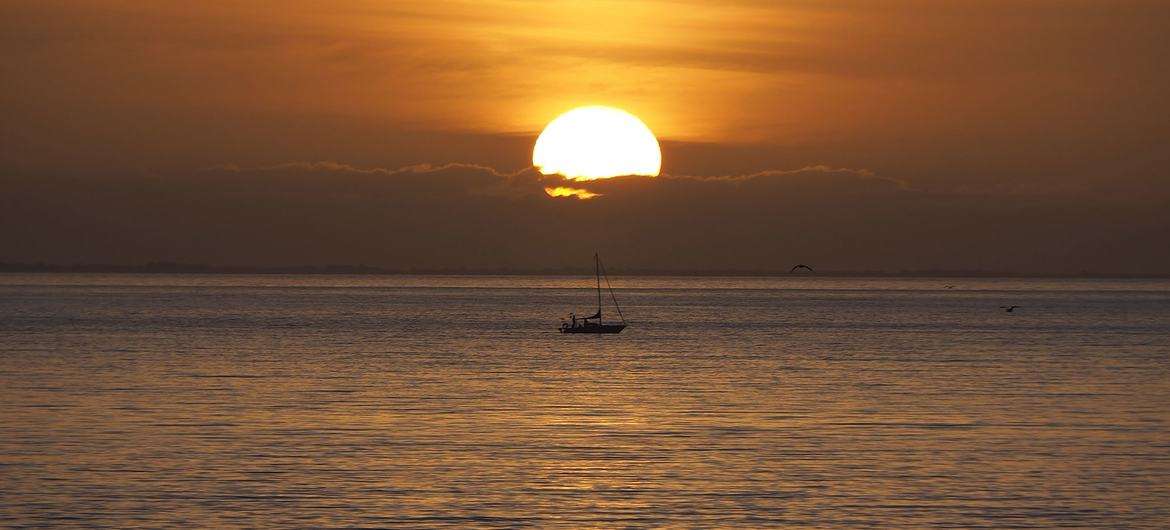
[1, 262, 1168, 279]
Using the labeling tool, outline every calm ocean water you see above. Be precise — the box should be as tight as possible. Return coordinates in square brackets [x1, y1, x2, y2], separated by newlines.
[2, 274, 1168, 528]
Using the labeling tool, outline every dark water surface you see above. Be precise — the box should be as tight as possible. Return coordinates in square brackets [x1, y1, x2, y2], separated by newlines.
[2, 274, 1168, 527]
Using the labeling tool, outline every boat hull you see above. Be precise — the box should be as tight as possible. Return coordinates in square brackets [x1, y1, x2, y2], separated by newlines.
[561, 323, 626, 334]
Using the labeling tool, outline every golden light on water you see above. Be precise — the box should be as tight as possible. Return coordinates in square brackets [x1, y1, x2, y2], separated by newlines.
[533, 106, 662, 180]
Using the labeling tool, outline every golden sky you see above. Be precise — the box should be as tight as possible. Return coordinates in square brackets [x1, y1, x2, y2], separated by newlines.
[2, 1, 1168, 271]
[8, 1, 1167, 144]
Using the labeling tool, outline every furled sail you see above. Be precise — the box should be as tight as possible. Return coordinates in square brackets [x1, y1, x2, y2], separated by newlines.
[559, 253, 627, 334]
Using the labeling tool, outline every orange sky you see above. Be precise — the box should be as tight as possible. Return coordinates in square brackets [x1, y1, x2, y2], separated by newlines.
[7, 1, 1166, 150]
[2, 1, 1168, 271]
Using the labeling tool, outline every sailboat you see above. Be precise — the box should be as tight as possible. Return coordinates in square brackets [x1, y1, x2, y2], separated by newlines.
[560, 253, 627, 334]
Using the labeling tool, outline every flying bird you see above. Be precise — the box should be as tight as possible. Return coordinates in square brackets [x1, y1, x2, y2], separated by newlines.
[1000, 305, 1021, 313]
[789, 264, 815, 274]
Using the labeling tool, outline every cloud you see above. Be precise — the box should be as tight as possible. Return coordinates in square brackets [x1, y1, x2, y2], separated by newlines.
[2, 160, 1168, 273]
[545, 187, 602, 200]
[200, 161, 902, 203]
[204, 161, 544, 198]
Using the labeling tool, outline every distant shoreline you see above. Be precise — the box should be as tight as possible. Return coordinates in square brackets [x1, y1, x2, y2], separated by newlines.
[1, 263, 1167, 279]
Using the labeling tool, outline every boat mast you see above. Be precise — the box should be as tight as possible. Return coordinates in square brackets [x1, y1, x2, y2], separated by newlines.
[599, 256, 626, 324]
[595, 252, 602, 321]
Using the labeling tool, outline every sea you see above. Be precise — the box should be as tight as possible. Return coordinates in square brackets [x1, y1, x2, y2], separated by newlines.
[1, 274, 1168, 528]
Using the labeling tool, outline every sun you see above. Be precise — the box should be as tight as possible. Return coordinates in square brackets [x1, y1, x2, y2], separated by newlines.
[533, 106, 661, 180]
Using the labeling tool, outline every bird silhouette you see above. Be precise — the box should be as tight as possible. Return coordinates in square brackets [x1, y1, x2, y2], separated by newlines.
[1000, 305, 1021, 313]
[789, 264, 815, 273]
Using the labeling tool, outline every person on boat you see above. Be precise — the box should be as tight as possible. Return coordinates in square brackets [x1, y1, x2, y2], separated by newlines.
[570, 313, 577, 328]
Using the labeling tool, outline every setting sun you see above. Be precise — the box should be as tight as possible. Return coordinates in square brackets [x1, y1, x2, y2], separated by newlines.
[532, 106, 661, 180]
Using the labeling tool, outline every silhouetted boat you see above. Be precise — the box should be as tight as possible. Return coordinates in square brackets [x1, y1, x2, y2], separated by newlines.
[560, 253, 627, 334]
